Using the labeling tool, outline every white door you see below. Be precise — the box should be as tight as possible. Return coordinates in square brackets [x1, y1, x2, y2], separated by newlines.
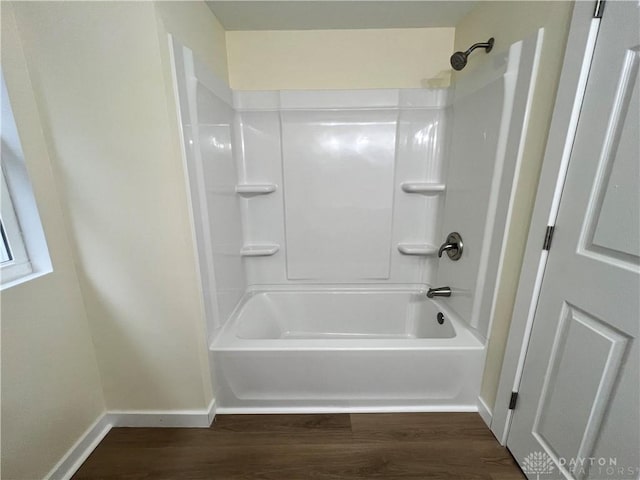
[508, 2, 639, 479]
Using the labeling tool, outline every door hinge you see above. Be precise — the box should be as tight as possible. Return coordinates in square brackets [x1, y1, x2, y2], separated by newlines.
[509, 391, 519, 410]
[594, 0, 606, 18]
[543, 225, 555, 251]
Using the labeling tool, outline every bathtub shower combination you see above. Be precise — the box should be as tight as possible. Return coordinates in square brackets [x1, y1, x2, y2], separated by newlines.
[170, 30, 543, 413]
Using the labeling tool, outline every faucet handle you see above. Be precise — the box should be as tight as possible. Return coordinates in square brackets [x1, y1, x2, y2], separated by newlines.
[438, 232, 463, 261]
[438, 243, 456, 258]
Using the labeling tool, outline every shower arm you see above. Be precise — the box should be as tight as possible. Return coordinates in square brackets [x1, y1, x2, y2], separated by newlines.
[464, 40, 494, 56]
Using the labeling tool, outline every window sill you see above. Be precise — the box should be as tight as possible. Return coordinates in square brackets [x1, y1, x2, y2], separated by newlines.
[1, 268, 52, 291]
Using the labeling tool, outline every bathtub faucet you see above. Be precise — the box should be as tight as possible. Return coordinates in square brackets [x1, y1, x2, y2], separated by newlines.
[426, 286, 452, 298]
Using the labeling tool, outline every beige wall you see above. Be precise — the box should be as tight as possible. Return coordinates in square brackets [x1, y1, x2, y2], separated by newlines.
[2, 1, 228, 476]
[454, 1, 574, 410]
[155, 1, 229, 83]
[10, 0, 217, 412]
[1, 5, 106, 479]
[226, 27, 455, 90]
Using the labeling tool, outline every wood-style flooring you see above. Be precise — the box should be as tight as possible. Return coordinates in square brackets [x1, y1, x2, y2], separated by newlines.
[73, 413, 525, 479]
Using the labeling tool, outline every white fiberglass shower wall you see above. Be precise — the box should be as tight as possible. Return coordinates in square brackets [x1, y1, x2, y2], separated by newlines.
[235, 89, 448, 286]
[171, 41, 247, 336]
[170, 29, 542, 412]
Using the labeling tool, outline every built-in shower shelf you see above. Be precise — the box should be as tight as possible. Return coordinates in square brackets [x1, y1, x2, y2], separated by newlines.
[235, 184, 277, 196]
[400, 182, 446, 194]
[397, 243, 438, 256]
[240, 244, 280, 257]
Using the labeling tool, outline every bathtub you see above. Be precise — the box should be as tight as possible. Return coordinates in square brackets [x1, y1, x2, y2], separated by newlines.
[211, 289, 485, 413]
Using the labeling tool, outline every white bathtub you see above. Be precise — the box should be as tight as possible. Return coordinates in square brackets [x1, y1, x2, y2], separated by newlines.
[211, 290, 485, 413]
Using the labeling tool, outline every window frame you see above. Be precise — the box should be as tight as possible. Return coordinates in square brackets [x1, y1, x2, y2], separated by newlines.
[0, 69, 51, 290]
[1, 164, 33, 283]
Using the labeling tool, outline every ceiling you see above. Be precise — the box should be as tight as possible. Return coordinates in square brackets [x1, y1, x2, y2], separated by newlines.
[206, 1, 477, 30]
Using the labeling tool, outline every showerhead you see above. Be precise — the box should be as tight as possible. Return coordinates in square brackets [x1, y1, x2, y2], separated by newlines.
[450, 37, 495, 71]
[450, 51, 468, 71]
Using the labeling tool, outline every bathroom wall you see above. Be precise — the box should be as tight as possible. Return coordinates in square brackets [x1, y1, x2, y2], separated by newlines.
[1, 6, 106, 479]
[9, 0, 221, 413]
[453, 1, 574, 411]
[3, 1, 232, 476]
[155, 1, 229, 83]
[226, 28, 455, 90]
[234, 90, 448, 287]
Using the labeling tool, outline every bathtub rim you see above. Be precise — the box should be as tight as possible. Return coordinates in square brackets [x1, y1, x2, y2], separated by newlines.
[210, 286, 486, 351]
[214, 405, 480, 415]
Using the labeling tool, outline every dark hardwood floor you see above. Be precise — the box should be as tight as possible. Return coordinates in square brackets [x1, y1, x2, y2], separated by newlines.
[73, 413, 525, 479]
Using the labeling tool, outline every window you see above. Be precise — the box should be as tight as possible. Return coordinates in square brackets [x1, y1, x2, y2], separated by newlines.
[1, 166, 32, 282]
[1, 70, 51, 289]
[1, 219, 12, 263]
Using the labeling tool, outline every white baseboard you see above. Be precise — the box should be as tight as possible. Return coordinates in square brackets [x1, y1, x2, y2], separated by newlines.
[46, 413, 113, 480]
[215, 404, 479, 415]
[46, 399, 216, 480]
[477, 396, 493, 427]
[109, 399, 216, 428]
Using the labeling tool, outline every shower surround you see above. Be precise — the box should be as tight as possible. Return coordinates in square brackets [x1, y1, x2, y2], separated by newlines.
[234, 88, 448, 287]
[171, 30, 541, 412]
